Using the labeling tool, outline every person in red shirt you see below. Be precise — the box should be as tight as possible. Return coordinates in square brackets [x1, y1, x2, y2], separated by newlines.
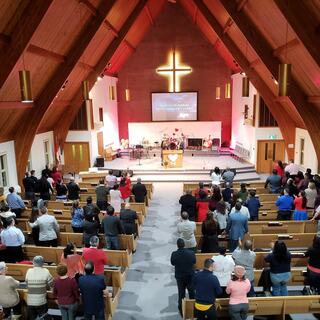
[273, 160, 284, 178]
[293, 191, 308, 220]
[119, 178, 131, 203]
[60, 243, 84, 279]
[196, 190, 210, 222]
[53, 264, 79, 320]
[51, 166, 62, 186]
[82, 236, 107, 275]
[194, 182, 209, 199]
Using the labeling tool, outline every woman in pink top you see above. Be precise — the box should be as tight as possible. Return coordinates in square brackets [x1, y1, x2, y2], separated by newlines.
[226, 265, 251, 320]
[60, 243, 84, 278]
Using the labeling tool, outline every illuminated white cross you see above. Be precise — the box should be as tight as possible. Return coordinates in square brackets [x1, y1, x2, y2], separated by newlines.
[156, 49, 192, 92]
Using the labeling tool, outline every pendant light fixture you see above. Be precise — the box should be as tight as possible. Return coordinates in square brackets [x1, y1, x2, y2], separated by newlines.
[215, 86, 221, 100]
[19, 70, 33, 102]
[82, 80, 90, 100]
[242, 41, 249, 97]
[125, 75, 130, 102]
[225, 82, 231, 99]
[278, 17, 291, 96]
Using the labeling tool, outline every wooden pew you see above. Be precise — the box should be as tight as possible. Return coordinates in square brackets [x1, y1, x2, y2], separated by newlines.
[23, 245, 132, 268]
[195, 251, 307, 270]
[182, 296, 320, 320]
[259, 209, 314, 221]
[18, 288, 120, 320]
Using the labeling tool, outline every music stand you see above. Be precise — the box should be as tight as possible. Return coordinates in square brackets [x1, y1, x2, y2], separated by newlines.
[136, 145, 143, 166]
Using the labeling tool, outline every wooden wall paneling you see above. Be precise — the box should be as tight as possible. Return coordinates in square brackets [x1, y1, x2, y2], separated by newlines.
[14, 0, 117, 185]
[193, 0, 295, 159]
[0, 0, 53, 88]
[219, 0, 320, 163]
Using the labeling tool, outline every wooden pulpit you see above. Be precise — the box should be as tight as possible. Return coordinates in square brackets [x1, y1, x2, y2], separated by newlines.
[162, 149, 183, 168]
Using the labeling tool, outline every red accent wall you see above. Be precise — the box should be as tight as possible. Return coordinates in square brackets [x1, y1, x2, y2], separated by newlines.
[117, 4, 233, 144]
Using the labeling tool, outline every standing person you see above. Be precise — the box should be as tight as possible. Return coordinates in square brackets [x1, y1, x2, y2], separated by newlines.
[213, 201, 228, 234]
[29, 206, 40, 245]
[305, 182, 318, 209]
[119, 203, 138, 235]
[82, 236, 107, 276]
[51, 166, 62, 185]
[209, 186, 222, 212]
[53, 264, 79, 320]
[232, 239, 256, 297]
[222, 167, 235, 187]
[179, 190, 197, 221]
[196, 191, 210, 222]
[6, 187, 25, 218]
[83, 196, 100, 224]
[67, 177, 80, 201]
[105, 170, 117, 189]
[293, 191, 308, 220]
[131, 178, 147, 203]
[23, 172, 36, 201]
[245, 190, 261, 221]
[264, 170, 282, 194]
[211, 167, 221, 186]
[264, 241, 291, 296]
[225, 203, 248, 252]
[284, 160, 300, 178]
[170, 238, 195, 316]
[56, 179, 68, 201]
[119, 178, 131, 203]
[29, 207, 59, 247]
[237, 184, 248, 203]
[102, 205, 124, 250]
[222, 182, 233, 203]
[177, 212, 197, 251]
[194, 182, 209, 199]
[78, 262, 108, 320]
[38, 175, 53, 200]
[297, 173, 310, 192]
[82, 215, 99, 248]
[201, 211, 219, 253]
[304, 236, 320, 294]
[95, 179, 109, 211]
[226, 265, 251, 320]
[60, 243, 84, 278]
[275, 189, 294, 220]
[273, 160, 285, 178]
[0, 262, 21, 318]
[70, 200, 84, 233]
[192, 259, 222, 320]
[109, 184, 121, 213]
[0, 217, 25, 262]
[25, 256, 54, 320]
[212, 247, 235, 292]
[30, 170, 39, 192]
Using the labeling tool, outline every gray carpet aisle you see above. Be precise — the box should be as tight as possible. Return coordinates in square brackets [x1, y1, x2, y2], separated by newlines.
[113, 182, 181, 320]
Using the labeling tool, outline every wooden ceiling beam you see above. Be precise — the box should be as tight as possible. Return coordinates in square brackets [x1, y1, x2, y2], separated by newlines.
[79, 0, 98, 16]
[249, 58, 260, 68]
[223, 17, 233, 34]
[145, 5, 154, 25]
[274, 0, 320, 68]
[0, 33, 11, 44]
[193, 6, 198, 24]
[237, 0, 248, 12]
[55, 0, 148, 153]
[78, 61, 94, 71]
[308, 96, 320, 104]
[0, 102, 34, 109]
[0, 0, 53, 89]
[193, 0, 296, 159]
[104, 20, 119, 37]
[14, 0, 116, 185]
[219, 0, 320, 164]
[272, 38, 300, 57]
[27, 44, 66, 63]
[124, 40, 136, 52]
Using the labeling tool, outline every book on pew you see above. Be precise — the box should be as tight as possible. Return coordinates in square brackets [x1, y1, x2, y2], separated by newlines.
[80, 188, 88, 192]
[104, 265, 121, 270]
[268, 221, 283, 226]
[53, 210, 63, 214]
[277, 234, 293, 240]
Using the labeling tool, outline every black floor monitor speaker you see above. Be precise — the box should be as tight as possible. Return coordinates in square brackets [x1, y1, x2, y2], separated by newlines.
[96, 157, 104, 168]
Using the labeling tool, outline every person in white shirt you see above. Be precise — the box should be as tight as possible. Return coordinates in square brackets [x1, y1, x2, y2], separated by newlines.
[284, 160, 300, 176]
[29, 207, 59, 247]
[109, 184, 122, 213]
[211, 167, 221, 186]
[177, 212, 197, 250]
[105, 170, 118, 189]
[230, 200, 250, 220]
[0, 217, 25, 262]
[213, 246, 235, 291]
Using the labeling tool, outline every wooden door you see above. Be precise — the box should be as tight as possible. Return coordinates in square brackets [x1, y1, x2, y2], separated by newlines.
[64, 142, 90, 173]
[257, 140, 285, 173]
[97, 132, 104, 157]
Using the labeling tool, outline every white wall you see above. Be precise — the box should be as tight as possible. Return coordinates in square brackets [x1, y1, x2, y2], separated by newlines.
[0, 141, 18, 191]
[231, 73, 285, 165]
[30, 131, 55, 178]
[295, 128, 318, 173]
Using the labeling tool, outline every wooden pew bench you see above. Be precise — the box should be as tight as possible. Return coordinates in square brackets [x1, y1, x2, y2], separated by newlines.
[182, 296, 320, 320]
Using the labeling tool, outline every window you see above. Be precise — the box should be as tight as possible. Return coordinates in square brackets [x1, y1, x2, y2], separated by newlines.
[259, 97, 278, 127]
[44, 140, 50, 166]
[0, 154, 8, 187]
[99, 108, 103, 122]
[300, 138, 305, 165]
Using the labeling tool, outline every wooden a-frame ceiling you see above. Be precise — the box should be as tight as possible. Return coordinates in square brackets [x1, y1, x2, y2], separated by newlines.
[0, 0, 319, 182]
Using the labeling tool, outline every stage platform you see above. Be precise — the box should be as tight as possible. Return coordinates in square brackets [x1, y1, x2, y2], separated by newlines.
[88, 154, 261, 183]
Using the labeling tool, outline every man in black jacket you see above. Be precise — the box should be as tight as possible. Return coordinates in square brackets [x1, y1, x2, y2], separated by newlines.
[67, 177, 80, 200]
[120, 203, 138, 235]
[170, 238, 196, 316]
[131, 178, 147, 203]
[179, 190, 196, 221]
[23, 172, 36, 201]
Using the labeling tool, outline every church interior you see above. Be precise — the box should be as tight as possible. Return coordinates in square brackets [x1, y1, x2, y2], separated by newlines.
[0, 0, 320, 319]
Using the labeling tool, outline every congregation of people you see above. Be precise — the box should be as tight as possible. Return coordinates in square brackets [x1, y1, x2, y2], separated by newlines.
[173, 161, 320, 319]
[0, 166, 147, 319]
